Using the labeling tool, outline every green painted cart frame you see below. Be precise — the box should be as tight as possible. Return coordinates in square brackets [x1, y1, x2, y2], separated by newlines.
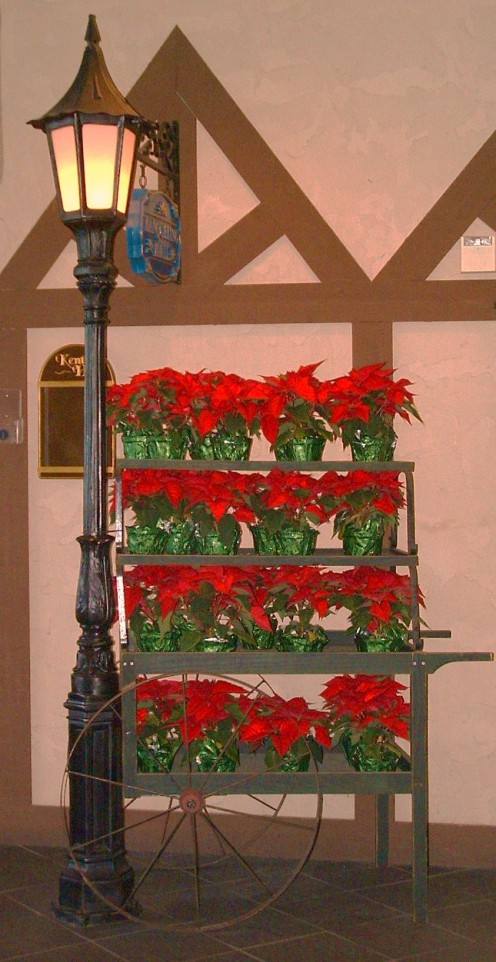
[115, 459, 494, 923]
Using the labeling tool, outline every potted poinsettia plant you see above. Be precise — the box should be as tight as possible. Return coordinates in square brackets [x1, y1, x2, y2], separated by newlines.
[268, 566, 339, 651]
[135, 676, 184, 772]
[107, 367, 191, 459]
[123, 565, 241, 652]
[242, 469, 330, 555]
[259, 362, 336, 460]
[323, 469, 405, 555]
[116, 469, 251, 555]
[122, 565, 186, 651]
[320, 674, 411, 771]
[136, 676, 249, 773]
[334, 566, 424, 651]
[177, 677, 249, 772]
[173, 566, 243, 651]
[237, 691, 332, 772]
[124, 564, 278, 651]
[177, 369, 268, 460]
[227, 566, 279, 650]
[178, 469, 251, 554]
[323, 362, 421, 461]
[115, 469, 196, 554]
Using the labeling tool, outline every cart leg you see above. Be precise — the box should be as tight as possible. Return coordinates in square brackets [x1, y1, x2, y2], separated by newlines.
[411, 659, 429, 923]
[375, 794, 389, 867]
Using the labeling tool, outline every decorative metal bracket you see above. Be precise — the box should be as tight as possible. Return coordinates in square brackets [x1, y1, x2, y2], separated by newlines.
[137, 120, 179, 207]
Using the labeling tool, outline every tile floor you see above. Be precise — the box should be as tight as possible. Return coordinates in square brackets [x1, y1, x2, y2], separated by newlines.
[0, 845, 494, 962]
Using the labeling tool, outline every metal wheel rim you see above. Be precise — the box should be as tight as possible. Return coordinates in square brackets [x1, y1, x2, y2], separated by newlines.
[61, 672, 323, 931]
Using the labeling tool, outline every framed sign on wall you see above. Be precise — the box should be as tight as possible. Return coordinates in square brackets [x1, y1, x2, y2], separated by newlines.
[38, 344, 115, 478]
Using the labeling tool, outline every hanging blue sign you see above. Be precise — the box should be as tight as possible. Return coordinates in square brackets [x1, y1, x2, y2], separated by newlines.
[125, 188, 180, 283]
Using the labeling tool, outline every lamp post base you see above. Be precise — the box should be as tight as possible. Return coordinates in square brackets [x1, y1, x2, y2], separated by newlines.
[56, 535, 136, 925]
[54, 857, 139, 925]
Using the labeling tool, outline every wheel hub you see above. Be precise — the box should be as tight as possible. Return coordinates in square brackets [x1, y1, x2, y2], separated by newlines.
[179, 788, 203, 814]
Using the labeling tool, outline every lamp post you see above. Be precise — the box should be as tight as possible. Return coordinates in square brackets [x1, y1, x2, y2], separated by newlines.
[30, 15, 144, 923]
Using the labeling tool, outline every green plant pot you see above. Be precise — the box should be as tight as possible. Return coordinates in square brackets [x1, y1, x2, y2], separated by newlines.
[189, 428, 252, 461]
[349, 424, 397, 461]
[274, 433, 326, 462]
[137, 736, 177, 773]
[162, 520, 196, 554]
[122, 432, 151, 459]
[276, 525, 318, 555]
[195, 521, 242, 555]
[194, 736, 239, 772]
[276, 623, 329, 652]
[354, 623, 410, 653]
[250, 524, 318, 556]
[193, 634, 238, 652]
[126, 525, 166, 554]
[341, 516, 385, 555]
[239, 620, 277, 650]
[135, 621, 179, 652]
[268, 746, 311, 772]
[249, 525, 278, 554]
[146, 428, 190, 459]
[341, 733, 406, 772]
[280, 748, 311, 772]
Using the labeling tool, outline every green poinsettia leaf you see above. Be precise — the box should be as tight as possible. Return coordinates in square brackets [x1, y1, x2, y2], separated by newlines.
[218, 512, 237, 545]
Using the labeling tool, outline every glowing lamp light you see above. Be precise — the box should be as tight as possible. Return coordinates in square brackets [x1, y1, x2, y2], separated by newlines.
[29, 15, 143, 229]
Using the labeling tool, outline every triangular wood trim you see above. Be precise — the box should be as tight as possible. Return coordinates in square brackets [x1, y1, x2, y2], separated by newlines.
[175, 30, 368, 285]
[0, 199, 68, 290]
[195, 205, 286, 286]
[479, 196, 496, 234]
[375, 131, 496, 282]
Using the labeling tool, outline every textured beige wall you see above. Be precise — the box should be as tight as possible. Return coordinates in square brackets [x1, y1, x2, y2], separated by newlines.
[2, 0, 495, 821]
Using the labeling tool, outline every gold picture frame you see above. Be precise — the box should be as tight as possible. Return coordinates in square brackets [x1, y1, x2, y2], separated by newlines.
[38, 343, 115, 478]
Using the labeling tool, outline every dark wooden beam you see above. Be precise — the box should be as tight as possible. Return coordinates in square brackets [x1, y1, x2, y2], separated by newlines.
[1, 280, 495, 330]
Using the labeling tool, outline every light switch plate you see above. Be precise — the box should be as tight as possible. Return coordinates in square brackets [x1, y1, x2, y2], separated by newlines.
[0, 389, 23, 443]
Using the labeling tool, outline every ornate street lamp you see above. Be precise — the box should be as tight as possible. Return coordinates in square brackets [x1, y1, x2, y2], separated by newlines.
[29, 15, 144, 923]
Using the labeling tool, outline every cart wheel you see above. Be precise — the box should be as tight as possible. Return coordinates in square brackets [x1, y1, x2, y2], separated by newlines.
[61, 672, 323, 931]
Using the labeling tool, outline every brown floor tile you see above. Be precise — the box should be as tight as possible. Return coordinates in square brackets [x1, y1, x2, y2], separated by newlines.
[0, 846, 63, 893]
[0, 943, 131, 962]
[391, 943, 496, 962]
[303, 860, 412, 891]
[429, 898, 496, 947]
[93, 927, 241, 962]
[274, 882, 406, 932]
[360, 869, 496, 913]
[226, 931, 393, 962]
[0, 893, 83, 960]
[333, 914, 483, 959]
[204, 904, 321, 948]
[0, 848, 494, 961]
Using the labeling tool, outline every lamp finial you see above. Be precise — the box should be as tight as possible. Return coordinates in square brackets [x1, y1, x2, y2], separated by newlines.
[85, 14, 101, 46]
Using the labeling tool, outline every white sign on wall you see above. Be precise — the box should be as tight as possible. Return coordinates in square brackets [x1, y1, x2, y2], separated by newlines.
[460, 235, 496, 272]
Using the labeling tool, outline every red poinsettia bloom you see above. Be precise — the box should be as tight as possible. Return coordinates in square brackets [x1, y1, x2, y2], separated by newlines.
[243, 470, 331, 526]
[334, 565, 424, 632]
[321, 363, 421, 427]
[267, 566, 340, 620]
[238, 692, 331, 756]
[179, 679, 247, 742]
[320, 674, 410, 741]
